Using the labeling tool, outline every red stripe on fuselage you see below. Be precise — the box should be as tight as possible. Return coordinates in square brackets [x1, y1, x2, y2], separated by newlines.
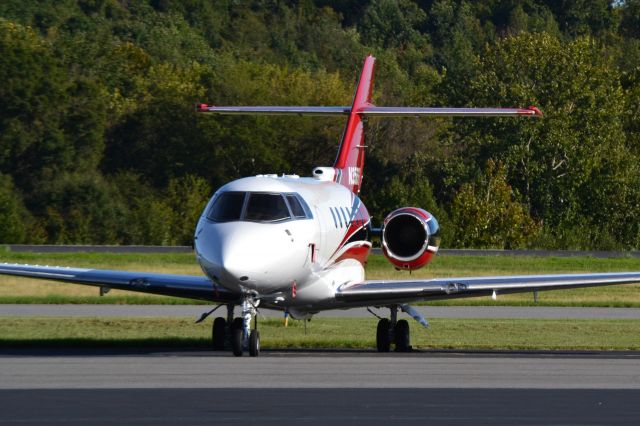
[335, 243, 371, 265]
[328, 197, 371, 266]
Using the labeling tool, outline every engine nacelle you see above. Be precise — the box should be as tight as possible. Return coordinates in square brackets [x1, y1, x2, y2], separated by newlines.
[381, 207, 441, 271]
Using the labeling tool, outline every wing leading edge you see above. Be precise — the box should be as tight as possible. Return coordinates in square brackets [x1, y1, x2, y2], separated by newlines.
[0, 263, 238, 303]
[336, 272, 640, 307]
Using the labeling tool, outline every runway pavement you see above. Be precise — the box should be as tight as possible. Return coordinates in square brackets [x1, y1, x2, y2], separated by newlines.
[1, 349, 640, 424]
[1, 388, 638, 425]
[2, 348, 640, 389]
[3, 304, 640, 319]
[3, 305, 640, 424]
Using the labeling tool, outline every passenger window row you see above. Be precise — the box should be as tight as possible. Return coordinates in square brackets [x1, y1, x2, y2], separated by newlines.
[329, 206, 367, 229]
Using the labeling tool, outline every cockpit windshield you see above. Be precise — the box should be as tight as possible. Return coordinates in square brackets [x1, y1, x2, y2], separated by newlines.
[207, 192, 245, 222]
[245, 193, 290, 222]
[207, 191, 312, 223]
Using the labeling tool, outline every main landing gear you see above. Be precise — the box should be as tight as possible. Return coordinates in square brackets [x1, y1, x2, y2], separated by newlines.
[211, 299, 260, 357]
[375, 305, 411, 352]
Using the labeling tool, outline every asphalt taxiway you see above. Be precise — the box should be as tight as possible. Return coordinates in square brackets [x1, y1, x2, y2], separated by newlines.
[3, 305, 640, 424]
[2, 348, 640, 389]
[1, 349, 640, 424]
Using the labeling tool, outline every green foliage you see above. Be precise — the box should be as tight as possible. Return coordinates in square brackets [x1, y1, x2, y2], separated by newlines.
[0, 174, 29, 243]
[0, 1, 639, 249]
[33, 172, 126, 244]
[459, 33, 639, 248]
[165, 174, 211, 245]
[450, 161, 541, 248]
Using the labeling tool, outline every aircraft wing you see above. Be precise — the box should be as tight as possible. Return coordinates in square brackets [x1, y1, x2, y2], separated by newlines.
[335, 272, 640, 307]
[0, 263, 239, 303]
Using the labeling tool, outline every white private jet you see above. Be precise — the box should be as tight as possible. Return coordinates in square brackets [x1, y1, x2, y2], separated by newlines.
[3, 55, 640, 357]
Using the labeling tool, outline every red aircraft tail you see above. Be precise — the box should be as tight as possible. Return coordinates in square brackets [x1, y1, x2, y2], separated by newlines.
[198, 55, 541, 195]
[333, 55, 376, 194]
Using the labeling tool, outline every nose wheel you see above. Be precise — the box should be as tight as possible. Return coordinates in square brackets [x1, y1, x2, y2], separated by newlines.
[230, 317, 244, 356]
[212, 316, 226, 350]
[249, 329, 260, 357]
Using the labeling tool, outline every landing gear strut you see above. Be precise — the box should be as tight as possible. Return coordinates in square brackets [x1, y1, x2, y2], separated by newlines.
[375, 305, 411, 352]
[230, 297, 260, 357]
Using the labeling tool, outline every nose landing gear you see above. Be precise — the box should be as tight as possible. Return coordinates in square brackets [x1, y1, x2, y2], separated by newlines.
[210, 300, 260, 357]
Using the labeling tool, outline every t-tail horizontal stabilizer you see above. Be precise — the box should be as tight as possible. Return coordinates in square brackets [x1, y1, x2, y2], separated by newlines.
[197, 104, 543, 118]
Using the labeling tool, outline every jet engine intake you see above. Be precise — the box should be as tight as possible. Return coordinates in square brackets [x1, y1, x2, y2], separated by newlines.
[381, 207, 440, 270]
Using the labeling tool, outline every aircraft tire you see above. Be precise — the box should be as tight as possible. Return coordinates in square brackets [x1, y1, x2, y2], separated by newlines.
[376, 318, 391, 352]
[231, 317, 244, 357]
[394, 319, 411, 352]
[212, 317, 226, 350]
[249, 329, 260, 357]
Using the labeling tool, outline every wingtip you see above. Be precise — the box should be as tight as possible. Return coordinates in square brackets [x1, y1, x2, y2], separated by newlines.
[528, 105, 543, 117]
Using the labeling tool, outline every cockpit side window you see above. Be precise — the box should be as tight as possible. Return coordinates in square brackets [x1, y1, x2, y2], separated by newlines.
[207, 192, 246, 222]
[286, 195, 306, 218]
[244, 193, 291, 222]
[287, 193, 313, 219]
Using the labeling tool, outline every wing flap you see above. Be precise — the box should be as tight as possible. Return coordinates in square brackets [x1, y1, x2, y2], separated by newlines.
[0, 263, 238, 303]
[336, 272, 640, 305]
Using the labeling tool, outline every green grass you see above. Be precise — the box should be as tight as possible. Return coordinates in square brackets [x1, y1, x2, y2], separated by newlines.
[2, 316, 639, 350]
[2, 251, 640, 306]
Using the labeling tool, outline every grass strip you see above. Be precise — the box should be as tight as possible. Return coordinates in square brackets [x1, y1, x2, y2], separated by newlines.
[1, 317, 640, 351]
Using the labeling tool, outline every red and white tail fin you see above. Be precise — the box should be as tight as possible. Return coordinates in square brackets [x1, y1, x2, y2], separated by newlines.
[197, 55, 541, 195]
[333, 55, 376, 194]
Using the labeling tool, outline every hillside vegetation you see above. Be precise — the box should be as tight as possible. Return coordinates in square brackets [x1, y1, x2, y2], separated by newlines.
[2, 0, 640, 249]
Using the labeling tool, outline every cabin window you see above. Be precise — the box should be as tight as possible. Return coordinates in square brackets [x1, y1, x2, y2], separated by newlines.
[245, 193, 291, 222]
[207, 192, 246, 222]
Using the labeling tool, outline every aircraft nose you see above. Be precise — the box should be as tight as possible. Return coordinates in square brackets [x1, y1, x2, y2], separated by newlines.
[219, 239, 252, 282]
[216, 227, 287, 288]
[197, 221, 308, 292]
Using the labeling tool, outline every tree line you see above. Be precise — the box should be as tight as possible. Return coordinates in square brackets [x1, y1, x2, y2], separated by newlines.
[1, 0, 640, 249]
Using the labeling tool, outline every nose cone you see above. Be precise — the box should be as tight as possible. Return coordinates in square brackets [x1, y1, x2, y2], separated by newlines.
[218, 237, 268, 284]
[196, 221, 310, 293]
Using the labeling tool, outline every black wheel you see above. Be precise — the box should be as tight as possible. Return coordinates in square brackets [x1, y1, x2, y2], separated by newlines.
[249, 329, 260, 357]
[212, 317, 226, 350]
[376, 318, 391, 352]
[231, 317, 244, 357]
[394, 319, 411, 352]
